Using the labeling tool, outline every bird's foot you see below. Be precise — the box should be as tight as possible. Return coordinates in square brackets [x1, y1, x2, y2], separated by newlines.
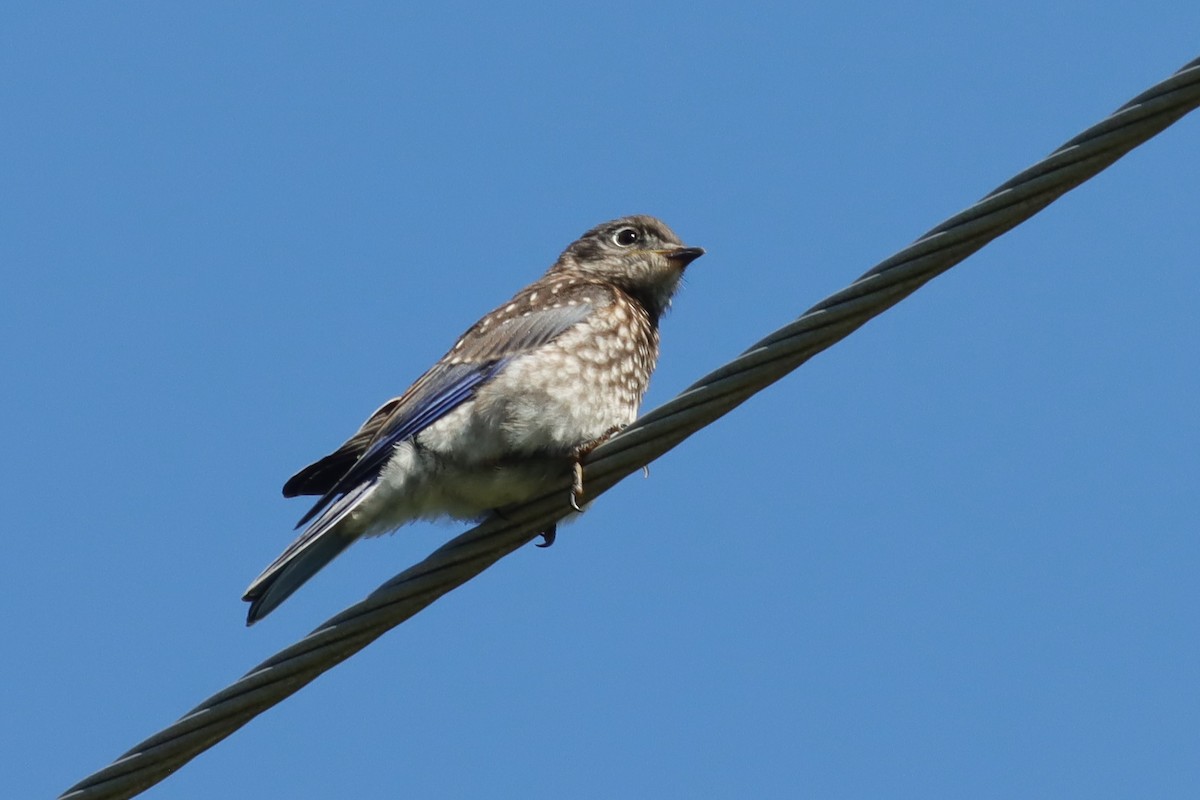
[569, 461, 585, 512]
[537, 523, 557, 548]
[567, 425, 623, 512]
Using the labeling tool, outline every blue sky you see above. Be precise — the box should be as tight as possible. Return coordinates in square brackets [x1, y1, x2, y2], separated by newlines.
[5, 4, 1198, 798]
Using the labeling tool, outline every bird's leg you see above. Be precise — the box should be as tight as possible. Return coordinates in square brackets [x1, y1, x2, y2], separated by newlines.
[569, 461, 585, 512]
[568, 425, 624, 512]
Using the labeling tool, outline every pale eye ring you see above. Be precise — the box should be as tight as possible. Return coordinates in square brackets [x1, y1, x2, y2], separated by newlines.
[612, 227, 641, 247]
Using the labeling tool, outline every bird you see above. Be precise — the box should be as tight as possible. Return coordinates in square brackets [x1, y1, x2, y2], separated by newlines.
[242, 215, 704, 624]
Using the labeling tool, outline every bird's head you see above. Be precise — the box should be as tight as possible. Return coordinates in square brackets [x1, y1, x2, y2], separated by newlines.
[553, 215, 704, 320]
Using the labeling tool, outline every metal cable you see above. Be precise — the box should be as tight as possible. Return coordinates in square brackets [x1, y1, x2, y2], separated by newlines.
[60, 55, 1200, 800]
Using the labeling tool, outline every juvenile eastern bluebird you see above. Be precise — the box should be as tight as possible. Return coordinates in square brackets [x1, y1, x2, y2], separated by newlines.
[242, 215, 703, 624]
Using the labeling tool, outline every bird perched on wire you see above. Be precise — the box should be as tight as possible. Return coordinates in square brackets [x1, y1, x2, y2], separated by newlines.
[242, 215, 704, 624]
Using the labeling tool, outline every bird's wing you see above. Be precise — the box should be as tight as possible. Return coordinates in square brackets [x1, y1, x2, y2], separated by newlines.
[244, 298, 603, 624]
[281, 396, 404, 499]
[286, 298, 602, 528]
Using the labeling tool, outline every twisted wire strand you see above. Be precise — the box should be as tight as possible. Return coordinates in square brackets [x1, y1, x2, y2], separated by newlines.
[61, 55, 1200, 800]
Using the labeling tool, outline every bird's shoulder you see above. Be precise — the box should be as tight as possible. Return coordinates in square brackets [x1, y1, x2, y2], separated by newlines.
[442, 275, 617, 359]
[461, 275, 616, 339]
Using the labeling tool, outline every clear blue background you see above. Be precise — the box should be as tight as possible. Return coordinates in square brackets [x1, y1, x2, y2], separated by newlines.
[4, 4, 1197, 798]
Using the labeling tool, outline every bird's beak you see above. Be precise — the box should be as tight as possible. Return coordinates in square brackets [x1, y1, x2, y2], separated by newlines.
[662, 246, 705, 269]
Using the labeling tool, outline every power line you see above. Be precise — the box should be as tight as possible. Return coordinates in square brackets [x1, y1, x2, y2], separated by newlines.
[60, 54, 1200, 800]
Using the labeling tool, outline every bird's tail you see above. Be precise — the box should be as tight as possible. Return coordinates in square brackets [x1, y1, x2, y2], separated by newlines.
[242, 533, 356, 624]
[242, 480, 377, 625]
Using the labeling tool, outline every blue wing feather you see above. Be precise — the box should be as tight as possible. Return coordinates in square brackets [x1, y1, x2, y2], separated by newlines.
[293, 358, 508, 527]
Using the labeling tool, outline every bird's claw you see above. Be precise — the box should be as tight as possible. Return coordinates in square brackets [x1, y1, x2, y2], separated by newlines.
[537, 524, 557, 548]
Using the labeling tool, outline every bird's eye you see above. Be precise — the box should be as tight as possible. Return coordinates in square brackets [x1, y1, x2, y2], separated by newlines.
[613, 227, 641, 247]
